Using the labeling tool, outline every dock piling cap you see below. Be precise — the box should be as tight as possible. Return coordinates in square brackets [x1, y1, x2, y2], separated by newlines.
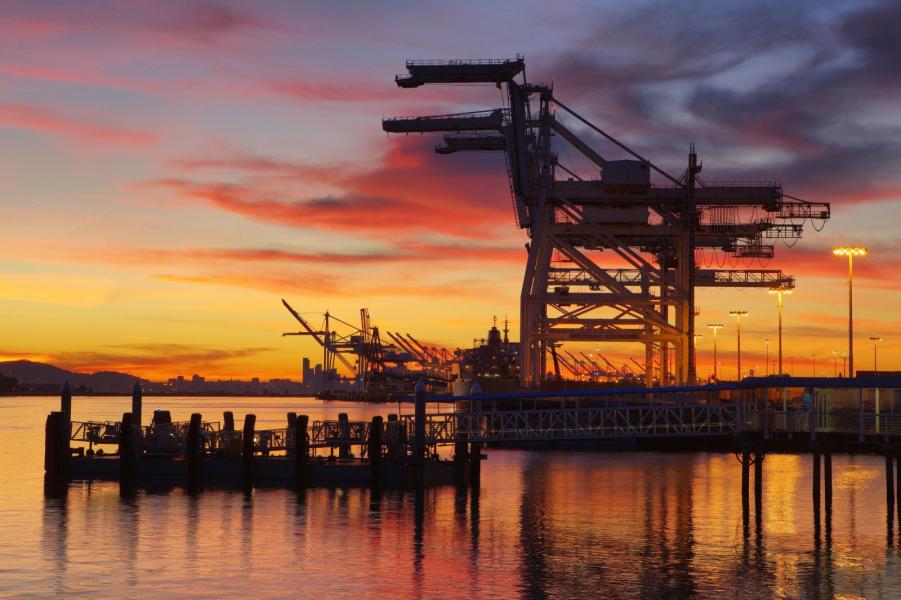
[61, 380, 71, 394]
[415, 380, 426, 393]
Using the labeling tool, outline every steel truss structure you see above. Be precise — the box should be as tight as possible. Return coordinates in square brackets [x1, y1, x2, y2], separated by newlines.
[382, 56, 830, 386]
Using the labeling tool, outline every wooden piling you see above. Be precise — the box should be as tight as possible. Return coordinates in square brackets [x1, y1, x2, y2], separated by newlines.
[753, 451, 763, 516]
[369, 416, 383, 487]
[186, 413, 202, 490]
[454, 441, 469, 485]
[119, 412, 136, 493]
[812, 451, 821, 509]
[43, 411, 69, 497]
[338, 413, 350, 459]
[295, 415, 308, 489]
[131, 381, 143, 436]
[287, 412, 297, 457]
[886, 455, 894, 523]
[469, 442, 481, 487]
[242, 414, 256, 488]
[896, 452, 901, 522]
[44, 412, 63, 477]
[823, 452, 833, 514]
[387, 414, 399, 460]
[741, 449, 750, 519]
[414, 381, 426, 464]
[223, 411, 235, 431]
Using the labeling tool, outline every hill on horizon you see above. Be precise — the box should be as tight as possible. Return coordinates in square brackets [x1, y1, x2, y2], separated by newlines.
[0, 360, 143, 393]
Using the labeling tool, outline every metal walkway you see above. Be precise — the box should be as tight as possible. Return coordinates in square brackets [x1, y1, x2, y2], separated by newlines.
[68, 377, 901, 455]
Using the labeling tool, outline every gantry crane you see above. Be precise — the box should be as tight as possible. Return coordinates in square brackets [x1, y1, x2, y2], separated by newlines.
[382, 56, 830, 387]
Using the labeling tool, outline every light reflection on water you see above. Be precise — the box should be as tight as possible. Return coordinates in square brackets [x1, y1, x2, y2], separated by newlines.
[4, 396, 901, 598]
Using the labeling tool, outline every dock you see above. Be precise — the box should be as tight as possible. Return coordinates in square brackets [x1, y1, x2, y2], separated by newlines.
[44, 376, 901, 533]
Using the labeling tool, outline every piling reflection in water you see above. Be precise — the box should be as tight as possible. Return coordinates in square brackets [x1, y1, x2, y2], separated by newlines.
[23, 453, 901, 598]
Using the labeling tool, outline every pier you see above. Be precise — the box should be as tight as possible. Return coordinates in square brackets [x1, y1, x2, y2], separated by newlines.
[44, 377, 901, 525]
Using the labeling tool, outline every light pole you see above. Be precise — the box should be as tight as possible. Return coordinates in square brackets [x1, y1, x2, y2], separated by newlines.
[870, 337, 882, 375]
[841, 352, 848, 378]
[768, 285, 792, 375]
[833, 246, 867, 377]
[730, 310, 748, 380]
[708, 323, 723, 381]
[765, 339, 770, 376]
[832, 350, 839, 377]
[811, 353, 818, 378]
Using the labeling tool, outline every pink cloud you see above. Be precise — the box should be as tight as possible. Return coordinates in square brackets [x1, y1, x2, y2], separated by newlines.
[0, 102, 157, 145]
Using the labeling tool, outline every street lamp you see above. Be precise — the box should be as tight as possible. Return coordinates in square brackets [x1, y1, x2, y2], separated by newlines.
[768, 285, 793, 375]
[707, 324, 723, 381]
[810, 353, 818, 378]
[833, 246, 867, 377]
[870, 337, 883, 375]
[730, 310, 748, 380]
[841, 352, 848, 378]
[832, 350, 839, 377]
[765, 339, 770, 376]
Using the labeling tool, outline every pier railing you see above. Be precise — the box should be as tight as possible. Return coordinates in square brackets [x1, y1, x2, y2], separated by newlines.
[63, 377, 901, 455]
[398, 403, 744, 444]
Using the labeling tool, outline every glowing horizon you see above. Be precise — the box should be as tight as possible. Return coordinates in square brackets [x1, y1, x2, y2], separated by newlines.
[2, 1, 901, 381]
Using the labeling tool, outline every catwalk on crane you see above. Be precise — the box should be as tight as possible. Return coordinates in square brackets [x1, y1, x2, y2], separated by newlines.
[382, 56, 830, 387]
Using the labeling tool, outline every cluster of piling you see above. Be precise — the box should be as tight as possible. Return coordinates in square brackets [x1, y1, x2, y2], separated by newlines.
[44, 382, 483, 496]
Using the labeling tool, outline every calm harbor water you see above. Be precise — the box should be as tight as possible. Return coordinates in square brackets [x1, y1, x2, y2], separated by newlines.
[3, 396, 901, 599]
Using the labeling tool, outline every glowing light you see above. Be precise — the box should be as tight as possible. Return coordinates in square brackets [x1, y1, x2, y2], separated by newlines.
[832, 246, 868, 256]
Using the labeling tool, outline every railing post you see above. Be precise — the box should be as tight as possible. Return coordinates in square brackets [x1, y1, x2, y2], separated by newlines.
[810, 388, 817, 442]
[242, 414, 256, 488]
[296, 415, 308, 489]
[414, 381, 426, 464]
[763, 387, 770, 440]
[60, 380, 72, 416]
[859, 388, 865, 443]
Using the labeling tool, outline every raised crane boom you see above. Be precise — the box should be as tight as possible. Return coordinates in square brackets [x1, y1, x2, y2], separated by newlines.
[382, 57, 830, 387]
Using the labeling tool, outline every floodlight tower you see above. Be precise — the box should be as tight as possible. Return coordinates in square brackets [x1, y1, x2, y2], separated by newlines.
[707, 323, 723, 381]
[870, 336, 883, 375]
[768, 285, 792, 375]
[730, 310, 748, 380]
[832, 246, 867, 377]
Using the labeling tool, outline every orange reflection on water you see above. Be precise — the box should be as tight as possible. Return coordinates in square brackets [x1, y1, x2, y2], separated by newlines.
[5, 397, 901, 598]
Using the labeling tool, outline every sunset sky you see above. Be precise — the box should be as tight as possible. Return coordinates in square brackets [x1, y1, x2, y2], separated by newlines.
[2, 0, 900, 380]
